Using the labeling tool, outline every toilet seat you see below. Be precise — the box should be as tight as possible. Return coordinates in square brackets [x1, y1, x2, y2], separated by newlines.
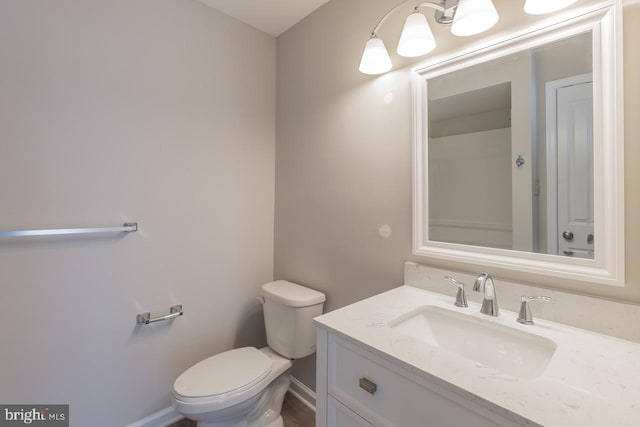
[173, 347, 293, 418]
[174, 347, 272, 401]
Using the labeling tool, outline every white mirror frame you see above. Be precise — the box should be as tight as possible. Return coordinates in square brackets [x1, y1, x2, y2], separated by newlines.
[412, 0, 624, 286]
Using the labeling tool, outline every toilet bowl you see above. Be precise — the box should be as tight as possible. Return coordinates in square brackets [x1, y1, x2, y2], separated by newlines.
[172, 281, 325, 427]
[173, 347, 292, 427]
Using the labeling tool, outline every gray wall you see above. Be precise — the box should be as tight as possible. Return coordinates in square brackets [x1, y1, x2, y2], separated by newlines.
[275, 0, 640, 389]
[0, 1, 275, 425]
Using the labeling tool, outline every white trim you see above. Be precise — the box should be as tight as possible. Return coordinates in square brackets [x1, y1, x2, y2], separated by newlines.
[125, 406, 182, 427]
[289, 376, 317, 412]
[545, 73, 594, 255]
[430, 219, 512, 232]
[412, 1, 624, 286]
[315, 328, 329, 427]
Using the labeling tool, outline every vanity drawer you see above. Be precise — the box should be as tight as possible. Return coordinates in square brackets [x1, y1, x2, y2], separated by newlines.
[327, 334, 510, 427]
[328, 396, 374, 427]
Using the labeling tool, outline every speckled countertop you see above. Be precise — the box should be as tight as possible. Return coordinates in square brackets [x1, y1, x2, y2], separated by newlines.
[314, 286, 640, 427]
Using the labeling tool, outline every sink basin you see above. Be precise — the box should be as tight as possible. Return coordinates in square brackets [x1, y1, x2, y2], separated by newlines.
[388, 306, 557, 380]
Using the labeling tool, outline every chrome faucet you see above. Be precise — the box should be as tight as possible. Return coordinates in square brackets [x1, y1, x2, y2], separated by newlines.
[473, 273, 499, 317]
[445, 276, 468, 308]
[517, 296, 552, 325]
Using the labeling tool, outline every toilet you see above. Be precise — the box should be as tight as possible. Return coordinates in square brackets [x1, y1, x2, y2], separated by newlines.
[173, 280, 325, 427]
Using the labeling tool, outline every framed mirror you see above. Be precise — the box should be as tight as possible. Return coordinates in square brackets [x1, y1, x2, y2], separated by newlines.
[412, 2, 624, 286]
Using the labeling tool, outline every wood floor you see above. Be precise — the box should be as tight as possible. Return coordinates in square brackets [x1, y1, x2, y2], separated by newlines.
[169, 392, 315, 427]
[282, 392, 315, 427]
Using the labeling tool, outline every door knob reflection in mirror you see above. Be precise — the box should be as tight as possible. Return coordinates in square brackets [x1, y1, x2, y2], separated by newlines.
[562, 231, 574, 241]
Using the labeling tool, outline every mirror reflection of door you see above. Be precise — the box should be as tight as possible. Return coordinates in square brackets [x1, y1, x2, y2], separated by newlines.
[546, 75, 594, 259]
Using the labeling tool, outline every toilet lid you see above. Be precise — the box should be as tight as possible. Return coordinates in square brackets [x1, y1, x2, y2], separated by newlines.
[174, 347, 272, 398]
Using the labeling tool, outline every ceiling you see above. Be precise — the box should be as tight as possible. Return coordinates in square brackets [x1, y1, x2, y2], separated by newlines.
[197, 0, 330, 37]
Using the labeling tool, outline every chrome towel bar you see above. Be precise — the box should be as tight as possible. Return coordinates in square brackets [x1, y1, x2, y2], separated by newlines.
[0, 222, 138, 237]
[137, 305, 183, 325]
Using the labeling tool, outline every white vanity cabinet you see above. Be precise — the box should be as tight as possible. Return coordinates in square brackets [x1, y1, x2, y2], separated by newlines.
[316, 328, 523, 427]
[327, 396, 374, 427]
[313, 284, 640, 426]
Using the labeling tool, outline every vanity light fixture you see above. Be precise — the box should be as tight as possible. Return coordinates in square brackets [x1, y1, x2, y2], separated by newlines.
[450, 0, 499, 36]
[359, 37, 394, 75]
[397, 12, 437, 57]
[359, 0, 580, 75]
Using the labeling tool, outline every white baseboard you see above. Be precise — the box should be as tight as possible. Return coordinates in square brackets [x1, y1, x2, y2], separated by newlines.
[125, 405, 182, 427]
[288, 376, 316, 412]
[127, 376, 316, 427]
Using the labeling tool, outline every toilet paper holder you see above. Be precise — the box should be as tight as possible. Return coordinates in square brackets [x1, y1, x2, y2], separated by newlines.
[137, 305, 183, 325]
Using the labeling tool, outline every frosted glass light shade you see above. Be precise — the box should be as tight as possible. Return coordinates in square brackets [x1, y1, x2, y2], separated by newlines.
[397, 12, 436, 58]
[524, 0, 579, 15]
[359, 37, 392, 75]
[451, 0, 499, 37]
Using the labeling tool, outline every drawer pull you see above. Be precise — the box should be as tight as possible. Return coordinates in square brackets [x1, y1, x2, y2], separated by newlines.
[359, 377, 377, 395]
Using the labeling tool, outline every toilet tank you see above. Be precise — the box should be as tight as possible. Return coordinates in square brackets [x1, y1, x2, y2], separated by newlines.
[260, 280, 325, 359]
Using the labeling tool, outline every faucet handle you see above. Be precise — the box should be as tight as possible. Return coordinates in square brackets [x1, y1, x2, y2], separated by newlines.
[445, 276, 468, 308]
[517, 296, 552, 325]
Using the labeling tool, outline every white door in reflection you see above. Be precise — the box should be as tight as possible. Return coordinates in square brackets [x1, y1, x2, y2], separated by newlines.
[547, 75, 594, 258]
